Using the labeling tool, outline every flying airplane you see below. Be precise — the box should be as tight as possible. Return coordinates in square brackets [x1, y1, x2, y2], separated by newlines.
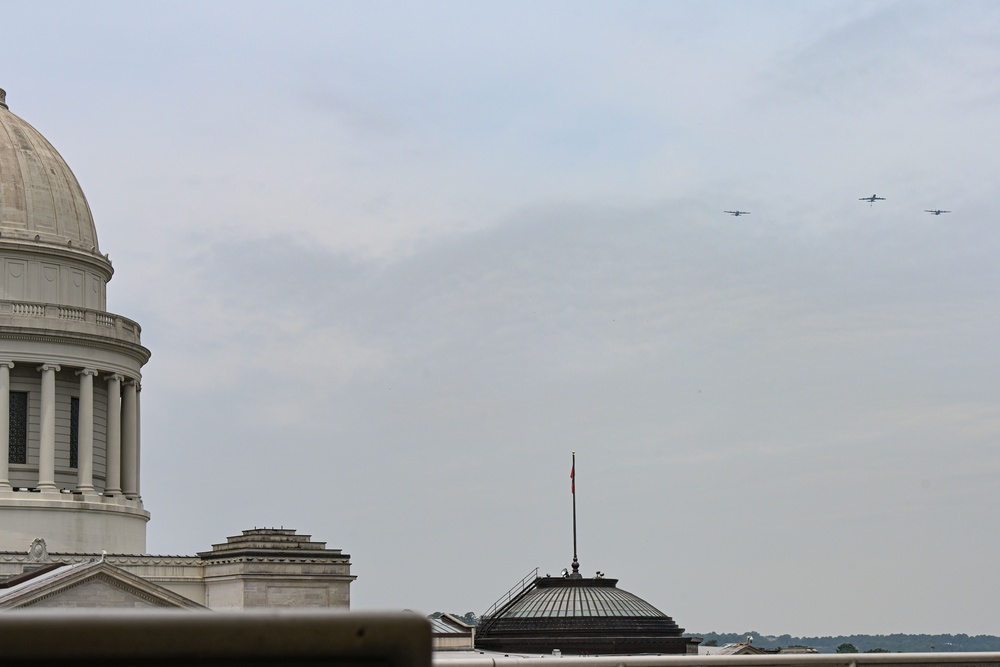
[859, 194, 886, 204]
[925, 209, 951, 215]
[724, 210, 750, 216]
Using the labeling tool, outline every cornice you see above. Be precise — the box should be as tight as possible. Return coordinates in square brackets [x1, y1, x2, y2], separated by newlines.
[0, 239, 114, 280]
[200, 555, 351, 565]
[0, 326, 150, 365]
[0, 553, 353, 568]
[0, 553, 200, 566]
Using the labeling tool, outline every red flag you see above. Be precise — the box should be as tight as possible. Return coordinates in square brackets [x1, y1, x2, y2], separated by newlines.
[570, 461, 575, 495]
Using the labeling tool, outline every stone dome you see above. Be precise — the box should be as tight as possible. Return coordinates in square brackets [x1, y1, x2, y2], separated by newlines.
[0, 89, 100, 252]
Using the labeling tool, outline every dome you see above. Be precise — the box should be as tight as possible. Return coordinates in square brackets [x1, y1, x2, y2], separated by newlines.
[476, 575, 697, 655]
[496, 576, 670, 619]
[0, 89, 100, 252]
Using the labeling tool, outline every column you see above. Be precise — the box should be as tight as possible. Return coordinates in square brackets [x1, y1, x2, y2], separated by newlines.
[36, 364, 60, 493]
[75, 368, 98, 494]
[0, 362, 12, 492]
[105, 374, 123, 496]
[135, 382, 141, 499]
[121, 379, 137, 499]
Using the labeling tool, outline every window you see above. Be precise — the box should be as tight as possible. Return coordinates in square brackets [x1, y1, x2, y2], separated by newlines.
[70, 396, 79, 468]
[9, 391, 27, 464]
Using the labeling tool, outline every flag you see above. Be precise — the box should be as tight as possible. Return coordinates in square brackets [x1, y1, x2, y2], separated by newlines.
[570, 461, 575, 495]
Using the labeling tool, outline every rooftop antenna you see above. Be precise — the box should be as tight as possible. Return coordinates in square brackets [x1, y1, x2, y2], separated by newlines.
[570, 451, 580, 578]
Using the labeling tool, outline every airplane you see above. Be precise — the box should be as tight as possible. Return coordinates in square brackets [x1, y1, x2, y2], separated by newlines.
[925, 209, 951, 215]
[859, 194, 886, 204]
[724, 210, 750, 216]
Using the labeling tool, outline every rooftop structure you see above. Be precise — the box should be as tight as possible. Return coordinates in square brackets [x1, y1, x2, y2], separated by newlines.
[475, 455, 698, 654]
[476, 572, 695, 655]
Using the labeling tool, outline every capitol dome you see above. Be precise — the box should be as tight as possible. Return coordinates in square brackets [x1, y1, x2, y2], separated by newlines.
[0, 88, 149, 555]
[0, 89, 100, 253]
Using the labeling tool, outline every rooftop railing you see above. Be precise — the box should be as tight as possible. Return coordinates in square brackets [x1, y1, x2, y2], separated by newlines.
[482, 568, 540, 620]
[0, 300, 142, 346]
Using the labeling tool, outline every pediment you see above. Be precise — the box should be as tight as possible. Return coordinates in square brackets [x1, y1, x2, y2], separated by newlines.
[0, 561, 203, 609]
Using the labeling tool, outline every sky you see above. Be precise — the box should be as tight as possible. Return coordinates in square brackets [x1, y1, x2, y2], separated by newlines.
[3, 0, 1000, 637]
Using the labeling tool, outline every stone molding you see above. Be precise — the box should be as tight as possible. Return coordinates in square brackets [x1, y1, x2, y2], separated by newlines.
[0, 553, 201, 566]
[27, 537, 48, 562]
[0, 328, 149, 366]
[200, 556, 352, 565]
[19, 573, 170, 608]
[0, 239, 113, 277]
[0, 493, 147, 512]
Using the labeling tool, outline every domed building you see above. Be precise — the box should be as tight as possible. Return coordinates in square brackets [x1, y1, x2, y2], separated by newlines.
[0, 87, 149, 554]
[476, 560, 698, 655]
[0, 88, 354, 609]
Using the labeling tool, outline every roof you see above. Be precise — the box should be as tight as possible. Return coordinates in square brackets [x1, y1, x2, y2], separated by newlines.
[0, 88, 101, 252]
[430, 615, 474, 635]
[495, 576, 668, 619]
[197, 527, 350, 562]
[700, 643, 768, 655]
[476, 574, 695, 655]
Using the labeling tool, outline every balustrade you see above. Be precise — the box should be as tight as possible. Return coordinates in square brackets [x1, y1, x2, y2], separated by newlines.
[11, 303, 43, 317]
[0, 300, 141, 344]
[57, 306, 86, 321]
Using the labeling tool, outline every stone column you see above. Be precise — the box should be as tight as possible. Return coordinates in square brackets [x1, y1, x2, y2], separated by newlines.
[105, 373, 123, 496]
[75, 368, 98, 494]
[135, 383, 141, 499]
[121, 379, 138, 499]
[37, 364, 60, 493]
[0, 362, 13, 492]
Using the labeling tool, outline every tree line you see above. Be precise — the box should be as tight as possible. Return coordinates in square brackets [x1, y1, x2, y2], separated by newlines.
[688, 632, 1000, 653]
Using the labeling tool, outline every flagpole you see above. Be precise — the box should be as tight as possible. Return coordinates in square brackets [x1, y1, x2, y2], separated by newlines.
[571, 450, 579, 577]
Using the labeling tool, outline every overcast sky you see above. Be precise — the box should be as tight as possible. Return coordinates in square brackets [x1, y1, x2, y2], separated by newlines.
[4, 0, 1000, 636]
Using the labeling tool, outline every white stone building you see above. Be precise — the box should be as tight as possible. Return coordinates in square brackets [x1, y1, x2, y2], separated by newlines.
[0, 87, 354, 609]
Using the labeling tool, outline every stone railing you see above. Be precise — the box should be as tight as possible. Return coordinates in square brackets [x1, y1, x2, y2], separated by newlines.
[0, 300, 142, 346]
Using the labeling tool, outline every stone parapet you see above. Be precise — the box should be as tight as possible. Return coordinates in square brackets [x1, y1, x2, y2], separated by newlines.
[0, 300, 142, 346]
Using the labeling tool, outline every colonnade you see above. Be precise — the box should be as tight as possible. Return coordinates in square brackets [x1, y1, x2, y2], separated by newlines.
[0, 363, 140, 499]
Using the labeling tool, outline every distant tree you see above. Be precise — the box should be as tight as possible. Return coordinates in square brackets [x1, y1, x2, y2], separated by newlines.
[837, 644, 859, 653]
[686, 632, 1000, 654]
[703, 640, 718, 647]
[865, 648, 890, 653]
